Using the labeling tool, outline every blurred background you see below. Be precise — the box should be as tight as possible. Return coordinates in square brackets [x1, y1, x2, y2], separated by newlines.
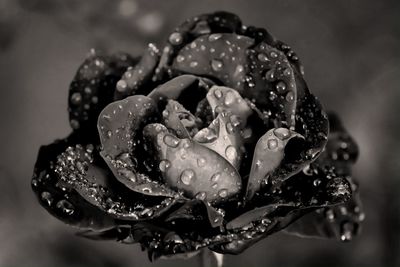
[0, 0, 399, 266]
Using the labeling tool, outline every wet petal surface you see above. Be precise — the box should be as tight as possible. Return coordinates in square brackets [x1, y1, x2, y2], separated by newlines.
[98, 95, 177, 197]
[144, 123, 242, 204]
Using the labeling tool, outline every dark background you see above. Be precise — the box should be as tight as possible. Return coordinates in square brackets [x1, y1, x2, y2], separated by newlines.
[1, 0, 399, 266]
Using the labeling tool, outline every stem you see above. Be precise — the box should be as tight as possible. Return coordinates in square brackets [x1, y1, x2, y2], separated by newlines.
[200, 249, 224, 267]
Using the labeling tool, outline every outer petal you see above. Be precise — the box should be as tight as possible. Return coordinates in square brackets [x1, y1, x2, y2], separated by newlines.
[52, 138, 178, 221]
[114, 43, 160, 100]
[68, 51, 136, 138]
[97, 95, 178, 197]
[32, 132, 116, 230]
[284, 112, 363, 241]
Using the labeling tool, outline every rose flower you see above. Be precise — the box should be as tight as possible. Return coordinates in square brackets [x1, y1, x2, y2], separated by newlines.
[32, 11, 363, 260]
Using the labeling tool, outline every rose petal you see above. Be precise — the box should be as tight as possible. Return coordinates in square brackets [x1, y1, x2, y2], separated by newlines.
[98, 95, 178, 197]
[284, 112, 362, 241]
[68, 51, 136, 136]
[54, 142, 179, 221]
[77, 226, 135, 243]
[143, 123, 241, 204]
[193, 113, 243, 170]
[206, 86, 252, 127]
[148, 74, 213, 113]
[165, 200, 224, 228]
[162, 99, 201, 138]
[154, 11, 243, 81]
[114, 43, 160, 100]
[245, 127, 304, 200]
[31, 133, 117, 230]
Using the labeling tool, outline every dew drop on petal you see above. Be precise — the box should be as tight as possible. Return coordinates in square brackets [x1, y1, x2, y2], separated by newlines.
[197, 157, 206, 167]
[41, 191, 53, 206]
[210, 172, 221, 182]
[224, 91, 236, 106]
[169, 32, 183, 45]
[214, 89, 223, 99]
[180, 169, 195, 185]
[218, 189, 228, 198]
[70, 92, 82, 105]
[267, 138, 278, 150]
[208, 33, 222, 42]
[190, 61, 199, 68]
[265, 69, 275, 81]
[276, 81, 287, 93]
[163, 134, 180, 148]
[273, 128, 290, 140]
[56, 199, 75, 215]
[211, 59, 223, 71]
[195, 191, 207, 200]
[257, 53, 269, 62]
[270, 51, 278, 58]
[225, 146, 238, 161]
[286, 91, 295, 102]
[159, 159, 171, 172]
[116, 80, 128, 92]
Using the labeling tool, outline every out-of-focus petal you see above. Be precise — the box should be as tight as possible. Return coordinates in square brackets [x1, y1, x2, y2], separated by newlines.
[68, 51, 137, 137]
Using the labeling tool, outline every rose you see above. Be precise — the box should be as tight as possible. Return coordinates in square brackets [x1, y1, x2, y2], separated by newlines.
[32, 11, 363, 260]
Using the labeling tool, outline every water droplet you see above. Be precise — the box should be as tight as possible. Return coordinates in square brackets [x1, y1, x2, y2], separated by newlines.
[214, 89, 223, 99]
[257, 53, 269, 62]
[197, 158, 206, 167]
[225, 146, 238, 161]
[286, 91, 295, 102]
[70, 92, 82, 105]
[70, 119, 80, 129]
[325, 209, 335, 221]
[176, 55, 185, 63]
[224, 91, 235, 106]
[340, 222, 353, 242]
[211, 59, 223, 71]
[208, 33, 222, 42]
[159, 160, 170, 172]
[267, 138, 278, 150]
[211, 172, 221, 182]
[116, 80, 128, 92]
[189, 61, 198, 68]
[270, 51, 278, 58]
[313, 179, 321, 186]
[56, 200, 75, 215]
[265, 69, 275, 81]
[273, 128, 290, 140]
[169, 32, 183, 45]
[180, 169, 195, 185]
[195, 191, 207, 200]
[218, 189, 228, 198]
[283, 68, 291, 76]
[41, 191, 53, 206]
[276, 81, 287, 93]
[163, 134, 180, 148]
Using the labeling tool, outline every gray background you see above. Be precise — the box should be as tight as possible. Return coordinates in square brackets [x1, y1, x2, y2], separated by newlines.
[0, 0, 399, 266]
